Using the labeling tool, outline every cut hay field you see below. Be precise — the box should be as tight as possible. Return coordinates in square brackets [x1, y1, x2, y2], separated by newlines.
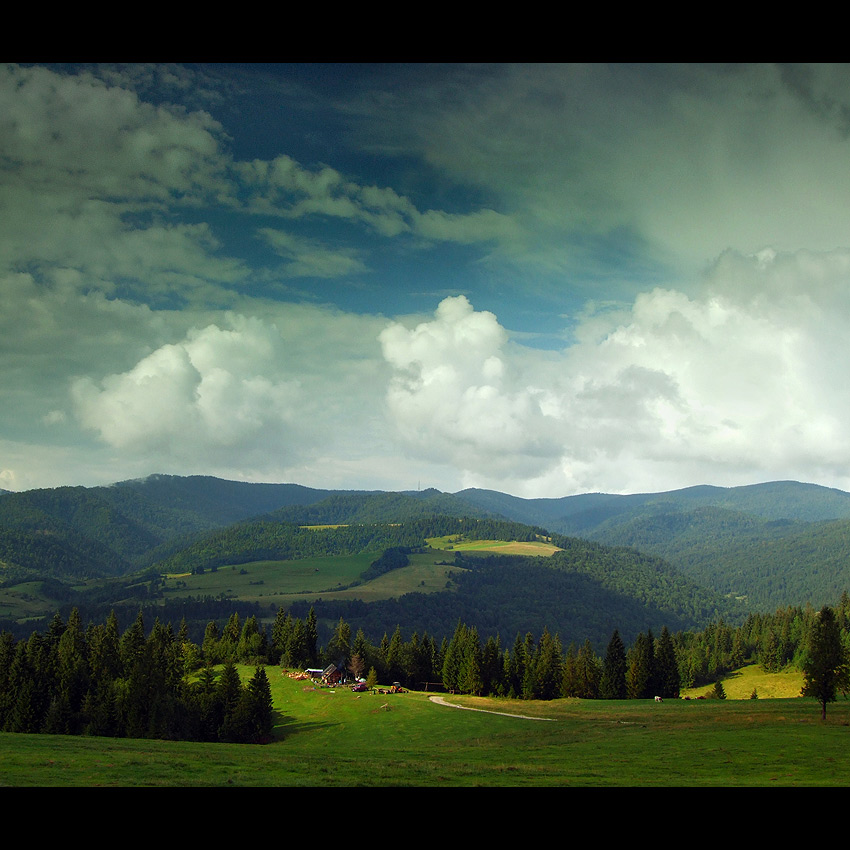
[682, 664, 805, 700]
[2, 665, 847, 787]
[425, 536, 561, 556]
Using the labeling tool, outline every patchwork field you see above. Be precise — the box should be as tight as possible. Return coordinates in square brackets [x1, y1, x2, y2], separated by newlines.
[160, 537, 559, 608]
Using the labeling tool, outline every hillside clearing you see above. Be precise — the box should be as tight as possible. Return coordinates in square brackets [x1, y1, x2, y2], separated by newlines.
[426, 537, 561, 556]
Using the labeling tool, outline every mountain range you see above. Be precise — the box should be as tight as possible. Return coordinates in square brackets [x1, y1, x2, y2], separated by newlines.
[2, 474, 850, 643]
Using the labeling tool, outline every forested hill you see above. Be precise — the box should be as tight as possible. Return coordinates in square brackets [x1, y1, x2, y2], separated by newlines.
[278, 527, 731, 648]
[0, 476, 351, 581]
[456, 481, 850, 610]
[264, 489, 495, 526]
[455, 480, 850, 531]
[104, 474, 338, 527]
[3, 474, 850, 611]
[149, 514, 549, 575]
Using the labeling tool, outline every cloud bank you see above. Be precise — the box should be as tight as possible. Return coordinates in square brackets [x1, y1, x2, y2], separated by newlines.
[5, 63, 850, 498]
[379, 249, 850, 496]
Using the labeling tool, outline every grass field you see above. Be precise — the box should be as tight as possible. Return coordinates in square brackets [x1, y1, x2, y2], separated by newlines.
[682, 663, 805, 700]
[0, 537, 560, 624]
[160, 548, 470, 609]
[426, 535, 561, 556]
[2, 664, 847, 787]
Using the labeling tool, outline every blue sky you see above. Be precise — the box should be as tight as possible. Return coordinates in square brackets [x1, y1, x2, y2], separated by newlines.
[5, 62, 850, 497]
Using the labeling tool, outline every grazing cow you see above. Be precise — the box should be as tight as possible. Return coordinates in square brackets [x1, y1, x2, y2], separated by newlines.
[654, 696, 663, 702]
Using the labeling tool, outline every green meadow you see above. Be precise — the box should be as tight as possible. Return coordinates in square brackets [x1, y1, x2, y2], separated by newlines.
[1, 664, 846, 787]
[0, 535, 562, 623]
[160, 549, 468, 609]
[158, 533, 562, 611]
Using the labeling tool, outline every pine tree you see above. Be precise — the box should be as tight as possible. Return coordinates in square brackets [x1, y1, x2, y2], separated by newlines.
[801, 605, 850, 720]
[271, 609, 291, 664]
[202, 620, 221, 665]
[459, 627, 484, 696]
[219, 612, 241, 661]
[600, 630, 627, 700]
[327, 617, 351, 669]
[237, 615, 264, 663]
[217, 660, 245, 741]
[245, 666, 274, 742]
[481, 635, 504, 696]
[626, 632, 650, 698]
[305, 607, 319, 664]
[56, 608, 89, 732]
[504, 633, 527, 698]
[441, 621, 466, 694]
[0, 632, 18, 729]
[655, 626, 680, 699]
[286, 618, 309, 669]
[576, 639, 601, 699]
[385, 625, 404, 683]
[561, 643, 581, 698]
[120, 609, 147, 675]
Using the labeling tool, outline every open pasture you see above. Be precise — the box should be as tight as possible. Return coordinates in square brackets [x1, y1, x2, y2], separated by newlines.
[426, 536, 561, 556]
[161, 549, 466, 606]
[2, 668, 847, 787]
[161, 553, 377, 601]
[682, 663, 805, 700]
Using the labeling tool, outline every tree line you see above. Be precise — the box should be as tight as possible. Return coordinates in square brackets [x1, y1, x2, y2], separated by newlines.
[2, 592, 848, 745]
[0, 609, 274, 743]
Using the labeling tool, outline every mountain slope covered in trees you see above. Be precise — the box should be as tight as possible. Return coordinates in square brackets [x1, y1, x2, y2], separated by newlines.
[457, 481, 850, 609]
[2, 474, 850, 633]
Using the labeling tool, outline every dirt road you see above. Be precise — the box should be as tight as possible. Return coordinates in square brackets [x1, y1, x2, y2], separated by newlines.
[428, 694, 555, 720]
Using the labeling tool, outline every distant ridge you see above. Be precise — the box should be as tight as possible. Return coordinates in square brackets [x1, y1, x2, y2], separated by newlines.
[0, 474, 850, 639]
[455, 479, 850, 530]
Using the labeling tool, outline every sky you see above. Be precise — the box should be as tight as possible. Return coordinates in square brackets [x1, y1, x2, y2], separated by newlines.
[5, 62, 850, 498]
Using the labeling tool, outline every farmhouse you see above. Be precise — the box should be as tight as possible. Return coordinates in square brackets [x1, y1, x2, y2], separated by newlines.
[321, 662, 347, 685]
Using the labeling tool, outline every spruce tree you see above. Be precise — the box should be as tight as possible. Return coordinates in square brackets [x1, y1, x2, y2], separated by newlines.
[576, 639, 601, 699]
[246, 666, 274, 742]
[460, 627, 484, 696]
[561, 643, 580, 698]
[802, 605, 850, 720]
[481, 635, 503, 696]
[655, 626, 680, 699]
[441, 621, 466, 693]
[626, 632, 649, 698]
[202, 620, 221, 665]
[217, 660, 245, 742]
[534, 629, 563, 701]
[120, 609, 146, 676]
[600, 630, 627, 700]
[305, 607, 319, 664]
[385, 625, 404, 683]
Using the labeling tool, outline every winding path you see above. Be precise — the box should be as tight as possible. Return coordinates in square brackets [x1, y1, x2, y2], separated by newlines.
[428, 694, 556, 721]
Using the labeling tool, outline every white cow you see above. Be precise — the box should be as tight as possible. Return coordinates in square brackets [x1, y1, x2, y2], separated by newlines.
[654, 695, 663, 702]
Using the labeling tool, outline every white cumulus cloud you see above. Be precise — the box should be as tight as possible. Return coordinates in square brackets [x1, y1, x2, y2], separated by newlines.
[379, 252, 850, 495]
[71, 315, 303, 460]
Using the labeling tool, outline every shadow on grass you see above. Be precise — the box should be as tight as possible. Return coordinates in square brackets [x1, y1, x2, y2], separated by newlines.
[272, 713, 335, 741]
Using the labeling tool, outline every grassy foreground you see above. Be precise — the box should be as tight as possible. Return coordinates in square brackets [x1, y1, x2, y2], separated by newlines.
[2, 666, 848, 787]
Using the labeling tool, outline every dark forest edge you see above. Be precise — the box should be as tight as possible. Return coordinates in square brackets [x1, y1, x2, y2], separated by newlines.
[2, 591, 848, 744]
